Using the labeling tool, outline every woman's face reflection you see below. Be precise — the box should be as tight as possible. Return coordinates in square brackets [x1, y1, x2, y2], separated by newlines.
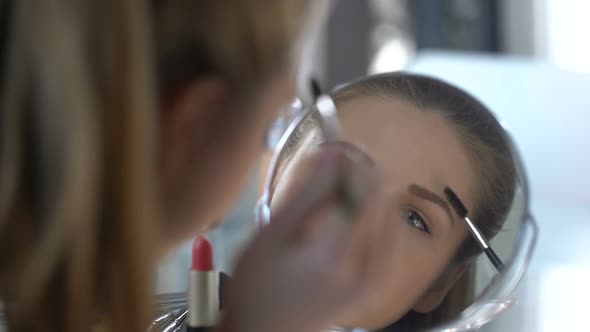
[272, 96, 479, 329]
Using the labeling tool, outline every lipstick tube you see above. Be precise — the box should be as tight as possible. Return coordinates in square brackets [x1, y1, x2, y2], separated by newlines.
[188, 236, 219, 332]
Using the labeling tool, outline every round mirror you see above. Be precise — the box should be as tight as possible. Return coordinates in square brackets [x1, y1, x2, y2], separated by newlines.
[257, 72, 538, 331]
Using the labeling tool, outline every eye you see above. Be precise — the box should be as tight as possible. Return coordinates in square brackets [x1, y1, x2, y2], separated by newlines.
[405, 209, 431, 234]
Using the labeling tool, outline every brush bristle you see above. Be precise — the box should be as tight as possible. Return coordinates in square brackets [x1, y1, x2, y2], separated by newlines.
[444, 187, 468, 218]
[310, 79, 322, 100]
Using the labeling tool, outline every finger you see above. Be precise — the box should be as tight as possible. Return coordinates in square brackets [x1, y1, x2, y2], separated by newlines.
[312, 162, 389, 299]
[298, 145, 381, 296]
[269, 143, 376, 243]
[330, 186, 382, 286]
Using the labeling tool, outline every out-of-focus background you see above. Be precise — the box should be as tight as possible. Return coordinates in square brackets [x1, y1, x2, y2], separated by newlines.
[158, 1, 590, 331]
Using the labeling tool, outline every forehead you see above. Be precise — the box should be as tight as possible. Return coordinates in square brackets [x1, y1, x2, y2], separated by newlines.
[337, 96, 478, 209]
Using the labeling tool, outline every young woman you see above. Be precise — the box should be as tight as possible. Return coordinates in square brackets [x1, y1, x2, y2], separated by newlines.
[0, 1, 390, 332]
[270, 73, 517, 331]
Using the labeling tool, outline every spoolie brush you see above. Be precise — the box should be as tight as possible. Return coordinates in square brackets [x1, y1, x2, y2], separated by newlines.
[444, 187, 505, 272]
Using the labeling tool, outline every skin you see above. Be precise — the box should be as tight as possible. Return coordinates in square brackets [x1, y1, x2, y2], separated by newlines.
[272, 96, 479, 329]
[158, 73, 295, 250]
[158, 72, 399, 332]
[152, 4, 415, 330]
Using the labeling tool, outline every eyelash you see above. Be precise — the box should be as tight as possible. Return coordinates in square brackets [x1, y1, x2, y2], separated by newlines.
[405, 208, 431, 234]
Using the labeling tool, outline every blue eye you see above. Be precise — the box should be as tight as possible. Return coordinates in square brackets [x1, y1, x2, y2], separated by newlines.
[406, 209, 430, 234]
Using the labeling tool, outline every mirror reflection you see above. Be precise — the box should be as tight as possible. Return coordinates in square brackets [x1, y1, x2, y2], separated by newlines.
[265, 73, 529, 331]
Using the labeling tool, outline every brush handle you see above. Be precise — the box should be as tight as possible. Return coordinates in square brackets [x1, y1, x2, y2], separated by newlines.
[484, 247, 504, 272]
[187, 327, 211, 332]
[219, 272, 232, 310]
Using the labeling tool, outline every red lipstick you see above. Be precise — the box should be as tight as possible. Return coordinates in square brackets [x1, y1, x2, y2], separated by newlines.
[188, 236, 219, 332]
[192, 235, 214, 271]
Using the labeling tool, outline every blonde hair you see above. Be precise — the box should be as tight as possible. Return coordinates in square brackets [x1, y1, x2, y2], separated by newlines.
[0, 0, 309, 331]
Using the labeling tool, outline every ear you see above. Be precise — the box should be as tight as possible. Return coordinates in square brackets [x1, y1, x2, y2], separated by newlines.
[160, 77, 228, 138]
[158, 77, 229, 231]
[412, 265, 467, 313]
[159, 77, 229, 173]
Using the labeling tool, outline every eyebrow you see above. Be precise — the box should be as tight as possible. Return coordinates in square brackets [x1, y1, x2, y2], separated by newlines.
[408, 184, 454, 226]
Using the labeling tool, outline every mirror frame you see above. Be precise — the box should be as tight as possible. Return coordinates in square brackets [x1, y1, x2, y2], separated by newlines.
[255, 88, 539, 332]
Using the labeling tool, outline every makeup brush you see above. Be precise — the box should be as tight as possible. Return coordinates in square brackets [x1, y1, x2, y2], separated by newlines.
[309, 79, 343, 145]
[444, 187, 505, 272]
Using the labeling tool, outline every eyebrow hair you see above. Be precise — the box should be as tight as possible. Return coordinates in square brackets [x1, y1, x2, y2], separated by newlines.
[408, 184, 454, 225]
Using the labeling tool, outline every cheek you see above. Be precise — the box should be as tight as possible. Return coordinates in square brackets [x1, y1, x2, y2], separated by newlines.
[215, 78, 295, 214]
[368, 219, 450, 323]
[388, 230, 442, 292]
[386, 213, 459, 289]
[159, 78, 293, 245]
